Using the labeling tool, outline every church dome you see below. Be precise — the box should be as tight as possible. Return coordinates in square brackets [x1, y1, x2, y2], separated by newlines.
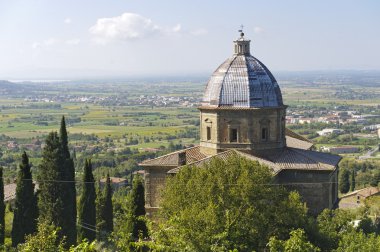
[202, 32, 283, 108]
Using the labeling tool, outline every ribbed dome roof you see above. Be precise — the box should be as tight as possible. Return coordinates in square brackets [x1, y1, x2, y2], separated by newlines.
[202, 34, 283, 108]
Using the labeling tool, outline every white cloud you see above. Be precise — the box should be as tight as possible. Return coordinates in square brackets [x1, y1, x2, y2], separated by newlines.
[190, 28, 208, 36]
[253, 26, 264, 34]
[172, 24, 181, 33]
[89, 13, 180, 43]
[66, 38, 81, 45]
[64, 18, 72, 24]
[32, 38, 59, 49]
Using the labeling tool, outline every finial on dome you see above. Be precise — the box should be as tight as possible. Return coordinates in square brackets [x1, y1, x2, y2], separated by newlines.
[238, 24, 244, 38]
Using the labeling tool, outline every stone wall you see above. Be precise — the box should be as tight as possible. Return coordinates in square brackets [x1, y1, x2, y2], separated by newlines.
[199, 107, 286, 152]
[275, 169, 338, 215]
[144, 166, 173, 216]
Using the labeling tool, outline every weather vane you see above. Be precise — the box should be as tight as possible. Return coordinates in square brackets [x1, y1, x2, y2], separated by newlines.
[238, 24, 244, 33]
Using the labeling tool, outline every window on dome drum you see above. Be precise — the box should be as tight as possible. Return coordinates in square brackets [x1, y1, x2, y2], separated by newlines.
[206, 126, 211, 141]
[261, 128, 268, 141]
[230, 128, 238, 142]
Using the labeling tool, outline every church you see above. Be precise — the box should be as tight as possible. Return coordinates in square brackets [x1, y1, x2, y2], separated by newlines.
[140, 32, 341, 216]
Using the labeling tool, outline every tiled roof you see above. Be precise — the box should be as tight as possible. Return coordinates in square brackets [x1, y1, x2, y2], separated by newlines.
[99, 177, 127, 184]
[139, 146, 208, 167]
[285, 129, 314, 150]
[341, 187, 380, 199]
[254, 147, 341, 171]
[285, 128, 313, 143]
[167, 147, 340, 174]
[286, 136, 313, 150]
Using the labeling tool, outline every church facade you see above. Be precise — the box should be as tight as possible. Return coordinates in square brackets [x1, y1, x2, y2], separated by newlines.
[140, 32, 341, 216]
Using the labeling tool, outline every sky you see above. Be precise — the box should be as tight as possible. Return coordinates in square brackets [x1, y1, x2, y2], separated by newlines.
[0, 0, 379, 79]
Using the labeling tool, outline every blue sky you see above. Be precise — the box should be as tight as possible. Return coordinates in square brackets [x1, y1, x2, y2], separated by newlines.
[0, 0, 379, 79]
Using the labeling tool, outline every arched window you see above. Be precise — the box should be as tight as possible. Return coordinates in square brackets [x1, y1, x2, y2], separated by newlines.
[206, 126, 211, 141]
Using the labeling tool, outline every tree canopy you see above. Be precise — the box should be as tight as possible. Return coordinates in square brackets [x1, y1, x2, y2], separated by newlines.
[155, 154, 309, 251]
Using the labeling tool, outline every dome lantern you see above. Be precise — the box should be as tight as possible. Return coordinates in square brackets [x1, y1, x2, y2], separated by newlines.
[234, 30, 251, 55]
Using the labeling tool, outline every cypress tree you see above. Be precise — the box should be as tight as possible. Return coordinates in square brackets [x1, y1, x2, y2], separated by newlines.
[96, 181, 105, 240]
[0, 167, 4, 246]
[37, 132, 65, 234]
[350, 169, 356, 191]
[339, 169, 350, 194]
[129, 175, 148, 240]
[59, 116, 77, 246]
[96, 173, 113, 240]
[78, 159, 96, 242]
[104, 173, 113, 233]
[11, 152, 38, 247]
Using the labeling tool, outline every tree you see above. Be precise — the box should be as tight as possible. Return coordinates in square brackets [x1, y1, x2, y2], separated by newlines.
[12, 152, 38, 247]
[78, 159, 96, 242]
[315, 209, 354, 251]
[370, 170, 380, 187]
[128, 175, 148, 240]
[268, 229, 320, 252]
[96, 173, 113, 240]
[339, 169, 350, 194]
[335, 230, 380, 252]
[351, 169, 356, 191]
[155, 154, 309, 251]
[17, 222, 97, 252]
[112, 175, 148, 249]
[59, 116, 77, 246]
[37, 132, 66, 240]
[0, 167, 4, 246]
[17, 223, 66, 252]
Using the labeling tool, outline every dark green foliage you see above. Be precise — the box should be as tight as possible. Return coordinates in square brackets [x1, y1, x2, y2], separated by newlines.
[37, 132, 66, 237]
[315, 209, 354, 251]
[59, 116, 77, 246]
[268, 229, 320, 252]
[0, 167, 4, 245]
[351, 169, 356, 191]
[78, 159, 96, 242]
[339, 169, 350, 194]
[129, 175, 148, 240]
[11, 152, 38, 247]
[370, 170, 380, 187]
[157, 154, 309, 251]
[96, 173, 113, 240]
[104, 174, 114, 233]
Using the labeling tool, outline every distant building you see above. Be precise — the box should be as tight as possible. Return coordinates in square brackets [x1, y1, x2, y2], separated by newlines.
[321, 146, 359, 154]
[317, 128, 344, 136]
[362, 124, 380, 131]
[99, 177, 128, 189]
[339, 187, 380, 209]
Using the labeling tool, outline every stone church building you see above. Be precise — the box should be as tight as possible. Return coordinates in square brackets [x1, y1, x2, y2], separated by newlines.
[140, 32, 341, 216]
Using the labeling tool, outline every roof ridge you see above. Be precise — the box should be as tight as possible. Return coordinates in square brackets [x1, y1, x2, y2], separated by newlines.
[217, 55, 238, 107]
[285, 128, 313, 143]
[139, 145, 200, 165]
[234, 150, 281, 171]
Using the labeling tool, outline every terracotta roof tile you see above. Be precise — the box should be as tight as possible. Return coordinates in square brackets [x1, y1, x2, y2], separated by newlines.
[139, 146, 208, 167]
[168, 147, 340, 174]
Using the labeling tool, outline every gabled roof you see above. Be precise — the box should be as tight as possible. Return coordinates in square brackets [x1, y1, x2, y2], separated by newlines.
[285, 128, 314, 150]
[340, 186, 380, 199]
[139, 146, 207, 167]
